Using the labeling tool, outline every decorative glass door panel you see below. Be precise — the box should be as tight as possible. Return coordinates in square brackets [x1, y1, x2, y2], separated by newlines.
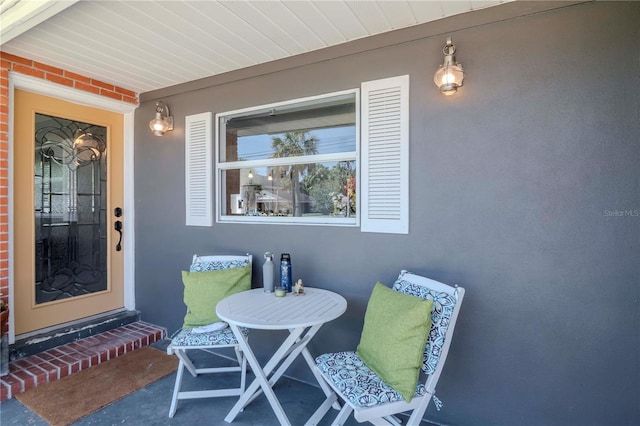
[14, 89, 124, 335]
[34, 114, 108, 303]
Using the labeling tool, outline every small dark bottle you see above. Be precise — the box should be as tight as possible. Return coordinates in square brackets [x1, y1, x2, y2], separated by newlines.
[280, 253, 292, 292]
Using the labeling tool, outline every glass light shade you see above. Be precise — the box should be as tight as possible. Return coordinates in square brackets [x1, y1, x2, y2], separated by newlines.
[149, 113, 170, 136]
[434, 37, 464, 96]
[434, 64, 464, 95]
[149, 101, 174, 136]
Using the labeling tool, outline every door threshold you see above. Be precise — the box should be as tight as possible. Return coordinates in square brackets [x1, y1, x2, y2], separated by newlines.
[10, 309, 140, 361]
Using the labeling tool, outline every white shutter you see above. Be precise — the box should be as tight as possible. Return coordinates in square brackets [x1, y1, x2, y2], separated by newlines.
[185, 112, 213, 226]
[361, 75, 409, 234]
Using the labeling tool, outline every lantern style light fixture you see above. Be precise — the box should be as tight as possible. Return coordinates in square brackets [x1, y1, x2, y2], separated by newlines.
[149, 101, 174, 136]
[434, 37, 465, 95]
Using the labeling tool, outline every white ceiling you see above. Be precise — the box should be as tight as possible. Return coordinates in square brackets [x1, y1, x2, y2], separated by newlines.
[1, 0, 508, 95]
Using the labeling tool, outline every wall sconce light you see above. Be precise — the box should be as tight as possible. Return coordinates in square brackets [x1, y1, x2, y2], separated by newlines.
[149, 101, 174, 136]
[434, 37, 464, 96]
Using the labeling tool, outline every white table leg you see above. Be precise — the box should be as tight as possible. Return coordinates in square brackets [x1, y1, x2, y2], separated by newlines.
[301, 348, 342, 410]
[263, 324, 322, 387]
[225, 324, 306, 425]
[245, 324, 322, 406]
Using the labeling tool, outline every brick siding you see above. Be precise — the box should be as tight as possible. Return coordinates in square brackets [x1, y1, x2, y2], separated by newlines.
[0, 51, 139, 336]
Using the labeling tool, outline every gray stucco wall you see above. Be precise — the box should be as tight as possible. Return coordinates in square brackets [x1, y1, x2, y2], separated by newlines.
[133, 2, 640, 425]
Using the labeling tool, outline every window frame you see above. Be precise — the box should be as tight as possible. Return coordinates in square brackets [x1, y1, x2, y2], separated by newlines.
[215, 89, 360, 226]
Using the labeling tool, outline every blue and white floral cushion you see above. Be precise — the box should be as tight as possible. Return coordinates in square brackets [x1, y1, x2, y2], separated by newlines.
[392, 274, 457, 375]
[170, 326, 249, 348]
[189, 259, 249, 272]
[315, 351, 426, 407]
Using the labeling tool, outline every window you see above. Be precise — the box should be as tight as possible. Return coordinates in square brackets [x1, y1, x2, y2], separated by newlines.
[216, 90, 359, 225]
[188, 75, 409, 232]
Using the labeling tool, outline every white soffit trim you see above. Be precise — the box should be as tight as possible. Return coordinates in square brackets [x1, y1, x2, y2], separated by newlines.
[1, 0, 78, 45]
[9, 72, 137, 113]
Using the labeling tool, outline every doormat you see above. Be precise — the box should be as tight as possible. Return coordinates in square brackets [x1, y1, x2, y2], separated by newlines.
[16, 345, 178, 426]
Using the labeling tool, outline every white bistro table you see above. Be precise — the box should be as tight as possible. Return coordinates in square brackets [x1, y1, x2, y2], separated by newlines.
[216, 287, 347, 425]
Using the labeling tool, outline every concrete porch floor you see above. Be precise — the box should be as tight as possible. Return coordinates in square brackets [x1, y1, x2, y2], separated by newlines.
[0, 326, 437, 425]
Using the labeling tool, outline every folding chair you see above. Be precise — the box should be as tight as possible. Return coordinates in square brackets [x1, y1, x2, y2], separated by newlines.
[167, 254, 252, 418]
[309, 270, 465, 426]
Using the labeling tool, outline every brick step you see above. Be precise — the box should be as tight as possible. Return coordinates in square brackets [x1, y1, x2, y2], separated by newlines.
[10, 310, 141, 361]
[0, 321, 166, 401]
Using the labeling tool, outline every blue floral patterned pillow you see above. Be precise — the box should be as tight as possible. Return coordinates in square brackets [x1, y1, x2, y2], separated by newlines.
[190, 259, 249, 272]
[393, 274, 457, 375]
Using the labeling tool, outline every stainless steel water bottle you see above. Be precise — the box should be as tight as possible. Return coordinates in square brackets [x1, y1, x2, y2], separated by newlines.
[263, 252, 274, 293]
[280, 253, 292, 292]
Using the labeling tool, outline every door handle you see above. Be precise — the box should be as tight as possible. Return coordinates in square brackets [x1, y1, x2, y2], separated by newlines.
[114, 220, 123, 251]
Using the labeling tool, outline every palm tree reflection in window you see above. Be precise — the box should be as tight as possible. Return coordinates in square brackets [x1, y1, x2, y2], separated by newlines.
[269, 131, 357, 218]
[271, 131, 318, 217]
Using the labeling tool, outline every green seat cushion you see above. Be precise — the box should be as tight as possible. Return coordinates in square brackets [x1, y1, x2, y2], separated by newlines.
[182, 264, 251, 328]
[356, 282, 433, 402]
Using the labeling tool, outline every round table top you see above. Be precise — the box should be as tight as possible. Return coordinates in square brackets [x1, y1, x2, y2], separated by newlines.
[216, 287, 347, 330]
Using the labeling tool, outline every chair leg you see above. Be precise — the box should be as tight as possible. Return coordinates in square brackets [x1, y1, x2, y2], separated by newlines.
[383, 415, 403, 425]
[175, 349, 198, 377]
[169, 360, 185, 418]
[369, 418, 396, 426]
[304, 351, 342, 411]
[232, 345, 247, 392]
[168, 345, 248, 418]
[305, 392, 338, 426]
[233, 346, 242, 364]
[331, 403, 354, 426]
[405, 394, 431, 426]
[240, 350, 247, 393]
